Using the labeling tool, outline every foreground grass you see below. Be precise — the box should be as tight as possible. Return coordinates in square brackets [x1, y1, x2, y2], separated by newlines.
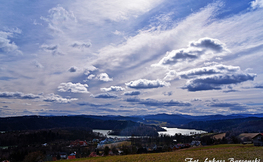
[63, 144, 263, 162]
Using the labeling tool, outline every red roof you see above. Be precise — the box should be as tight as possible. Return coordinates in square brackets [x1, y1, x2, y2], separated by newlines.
[70, 140, 88, 146]
[68, 155, 76, 160]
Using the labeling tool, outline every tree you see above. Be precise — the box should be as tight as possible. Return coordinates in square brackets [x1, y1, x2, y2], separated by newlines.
[103, 146, 110, 156]
[23, 151, 44, 162]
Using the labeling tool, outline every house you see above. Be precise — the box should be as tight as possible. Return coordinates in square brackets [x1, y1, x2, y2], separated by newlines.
[191, 141, 201, 146]
[70, 140, 88, 147]
[252, 133, 263, 146]
[238, 133, 259, 144]
[89, 152, 98, 157]
[67, 153, 76, 159]
[59, 152, 67, 159]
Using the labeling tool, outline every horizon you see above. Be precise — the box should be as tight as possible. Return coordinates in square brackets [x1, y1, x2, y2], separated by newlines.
[2, 112, 263, 118]
[1, 0, 263, 117]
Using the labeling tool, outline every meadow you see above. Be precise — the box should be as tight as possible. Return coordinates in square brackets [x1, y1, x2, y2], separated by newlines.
[62, 144, 263, 162]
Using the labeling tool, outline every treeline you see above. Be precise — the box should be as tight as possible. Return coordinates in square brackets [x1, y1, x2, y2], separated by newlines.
[0, 128, 100, 147]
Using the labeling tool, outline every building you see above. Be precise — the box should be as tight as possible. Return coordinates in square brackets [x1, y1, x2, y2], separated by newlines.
[59, 152, 67, 159]
[238, 133, 259, 144]
[252, 133, 263, 146]
[67, 153, 76, 159]
[70, 140, 88, 147]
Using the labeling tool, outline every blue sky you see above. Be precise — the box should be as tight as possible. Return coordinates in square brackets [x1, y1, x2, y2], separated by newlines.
[1, 0, 263, 117]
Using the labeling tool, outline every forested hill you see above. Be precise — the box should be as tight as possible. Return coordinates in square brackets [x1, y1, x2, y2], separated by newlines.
[0, 116, 141, 131]
[1, 114, 263, 133]
[181, 117, 263, 133]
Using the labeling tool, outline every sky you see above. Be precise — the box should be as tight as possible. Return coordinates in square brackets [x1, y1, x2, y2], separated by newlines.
[1, 0, 263, 117]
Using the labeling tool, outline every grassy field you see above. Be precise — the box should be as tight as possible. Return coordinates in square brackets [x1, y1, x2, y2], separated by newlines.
[62, 144, 263, 162]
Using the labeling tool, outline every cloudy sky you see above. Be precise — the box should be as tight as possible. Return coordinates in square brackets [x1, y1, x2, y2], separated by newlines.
[1, 0, 263, 117]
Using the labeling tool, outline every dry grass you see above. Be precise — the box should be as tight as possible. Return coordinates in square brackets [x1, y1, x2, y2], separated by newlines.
[63, 144, 263, 162]
[97, 141, 131, 149]
[212, 133, 226, 140]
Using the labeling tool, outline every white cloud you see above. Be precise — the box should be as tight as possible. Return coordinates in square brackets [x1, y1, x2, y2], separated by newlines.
[43, 93, 78, 104]
[251, 0, 263, 9]
[1, 1, 263, 116]
[125, 79, 170, 89]
[96, 73, 113, 82]
[176, 64, 240, 79]
[40, 5, 77, 34]
[70, 0, 164, 23]
[0, 30, 22, 55]
[0, 91, 41, 99]
[87, 74, 96, 80]
[83, 66, 98, 75]
[101, 86, 125, 92]
[154, 37, 228, 67]
[58, 82, 89, 93]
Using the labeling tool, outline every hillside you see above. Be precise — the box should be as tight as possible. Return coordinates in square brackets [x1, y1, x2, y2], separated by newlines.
[0, 116, 164, 136]
[2, 114, 263, 133]
[61, 144, 263, 162]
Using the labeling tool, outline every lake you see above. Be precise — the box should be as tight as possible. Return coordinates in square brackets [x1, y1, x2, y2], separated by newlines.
[158, 127, 207, 136]
[93, 127, 206, 138]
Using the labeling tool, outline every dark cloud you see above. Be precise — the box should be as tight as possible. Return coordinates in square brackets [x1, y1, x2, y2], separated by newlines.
[123, 91, 141, 96]
[91, 93, 118, 99]
[125, 79, 170, 89]
[191, 98, 202, 102]
[126, 97, 191, 107]
[208, 102, 248, 111]
[158, 48, 199, 65]
[41, 44, 58, 51]
[190, 37, 226, 52]
[254, 85, 263, 88]
[40, 44, 64, 55]
[163, 91, 173, 96]
[68, 66, 78, 72]
[71, 42, 91, 48]
[0, 77, 17, 81]
[183, 73, 256, 91]
[156, 37, 227, 66]
[77, 102, 111, 107]
[0, 91, 41, 99]
[210, 102, 239, 107]
[223, 89, 239, 93]
[33, 60, 44, 69]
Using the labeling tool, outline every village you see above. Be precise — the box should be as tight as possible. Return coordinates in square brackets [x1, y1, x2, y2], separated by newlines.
[1, 129, 263, 162]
